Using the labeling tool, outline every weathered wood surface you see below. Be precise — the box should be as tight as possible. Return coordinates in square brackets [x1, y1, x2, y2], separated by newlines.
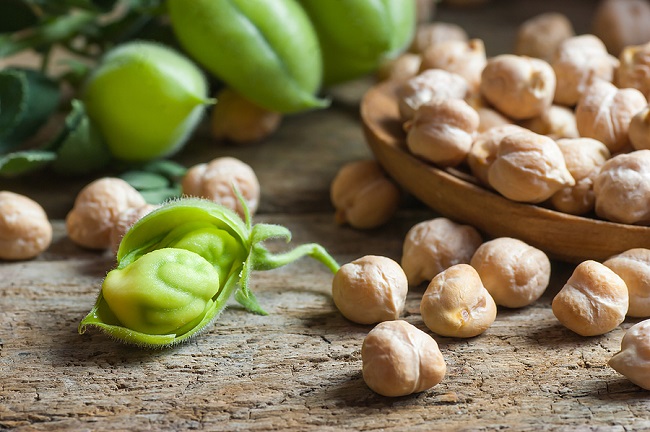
[2, 1, 650, 431]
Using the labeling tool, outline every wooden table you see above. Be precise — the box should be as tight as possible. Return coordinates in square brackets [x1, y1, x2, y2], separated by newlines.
[2, 1, 650, 430]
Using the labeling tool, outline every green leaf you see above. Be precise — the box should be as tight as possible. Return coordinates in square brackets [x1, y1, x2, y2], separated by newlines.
[91, 0, 119, 12]
[119, 167, 185, 204]
[51, 99, 112, 175]
[120, 170, 170, 190]
[139, 186, 182, 204]
[0, 0, 38, 33]
[141, 159, 187, 179]
[0, 34, 30, 58]
[0, 68, 61, 150]
[0, 150, 56, 177]
[0, 70, 28, 148]
[0, 11, 96, 58]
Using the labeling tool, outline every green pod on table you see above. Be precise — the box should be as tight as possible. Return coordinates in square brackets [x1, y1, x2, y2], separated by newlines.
[167, 0, 328, 114]
[298, 0, 417, 85]
[79, 197, 340, 347]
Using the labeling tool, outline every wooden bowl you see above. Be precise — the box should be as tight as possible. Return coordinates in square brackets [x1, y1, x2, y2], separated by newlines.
[360, 80, 650, 263]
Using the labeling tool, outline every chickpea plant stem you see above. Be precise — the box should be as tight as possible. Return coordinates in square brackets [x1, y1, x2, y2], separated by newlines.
[78, 194, 340, 348]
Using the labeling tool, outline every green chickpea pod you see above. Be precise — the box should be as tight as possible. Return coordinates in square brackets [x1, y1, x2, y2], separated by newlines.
[82, 41, 212, 162]
[298, 0, 417, 85]
[167, 0, 328, 114]
[79, 195, 340, 347]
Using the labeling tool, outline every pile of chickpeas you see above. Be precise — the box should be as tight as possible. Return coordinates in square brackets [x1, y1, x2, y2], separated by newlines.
[330, 0, 650, 397]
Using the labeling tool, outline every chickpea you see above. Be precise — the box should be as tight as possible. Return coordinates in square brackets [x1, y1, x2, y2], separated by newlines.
[608, 319, 650, 390]
[575, 78, 647, 153]
[475, 106, 512, 133]
[521, 105, 579, 140]
[480, 54, 556, 120]
[604, 248, 650, 317]
[550, 138, 611, 215]
[629, 105, 650, 151]
[593, 150, 650, 224]
[487, 130, 575, 203]
[404, 98, 480, 167]
[467, 124, 527, 186]
[552, 260, 628, 336]
[419, 39, 487, 91]
[401, 217, 483, 286]
[470, 237, 551, 308]
[396, 69, 469, 121]
[0, 191, 52, 260]
[210, 88, 282, 144]
[66, 178, 146, 250]
[330, 160, 400, 229]
[616, 42, 650, 99]
[514, 12, 575, 63]
[592, 0, 650, 56]
[420, 264, 497, 338]
[332, 255, 408, 325]
[109, 204, 159, 253]
[182, 156, 260, 218]
[377, 52, 422, 82]
[409, 22, 468, 54]
[552, 35, 618, 107]
[362, 320, 446, 397]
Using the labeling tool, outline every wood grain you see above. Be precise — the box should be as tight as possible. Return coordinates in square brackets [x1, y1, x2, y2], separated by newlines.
[2, 1, 650, 430]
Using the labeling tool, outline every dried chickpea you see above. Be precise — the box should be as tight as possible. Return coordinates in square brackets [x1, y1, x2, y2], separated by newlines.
[467, 124, 527, 186]
[332, 255, 408, 325]
[592, 0, 650, 56]
[0, 191, 52, 260]
[616, 42, 650, 99]
[397, 69, 469, 121]
[629, 105, 650, 150]
[182, 156, 260, 218]
[487, 130, 575, 203]
[404, 98, 480, 167]
[470, 237, 551, 308]
[480, 54, 556, 120]
[362, 320, 446, 397]
[420, 264, 497, 338]
[401, 217, 483, 286]
[409, 22, 468, 54]
[330, 160, 400, 229]
[109, 204, 159, 253]
[608, 319, 650, 390]
[604, 248, 650, 317]
[550, 138, 611, 215]
[475, 106, 512, 133]
[377, 52, 422, 82]
[552, 35, 618, 107]
[419, 39, 487, 91]
[552, 260, 629, 336]
[520, 105, 579, 140]
[593, 150, 650, 224]
[514, 12, 575, 63]
[66, 178, 146, 250]
[575, 78, 647, 153]
[210, 88, 282, 144]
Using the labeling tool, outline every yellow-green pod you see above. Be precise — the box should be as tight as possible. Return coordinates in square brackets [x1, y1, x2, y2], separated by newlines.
[298, 0, 417, 85]
[167, 0, 328, 113]
[79, 197, 340, 347]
